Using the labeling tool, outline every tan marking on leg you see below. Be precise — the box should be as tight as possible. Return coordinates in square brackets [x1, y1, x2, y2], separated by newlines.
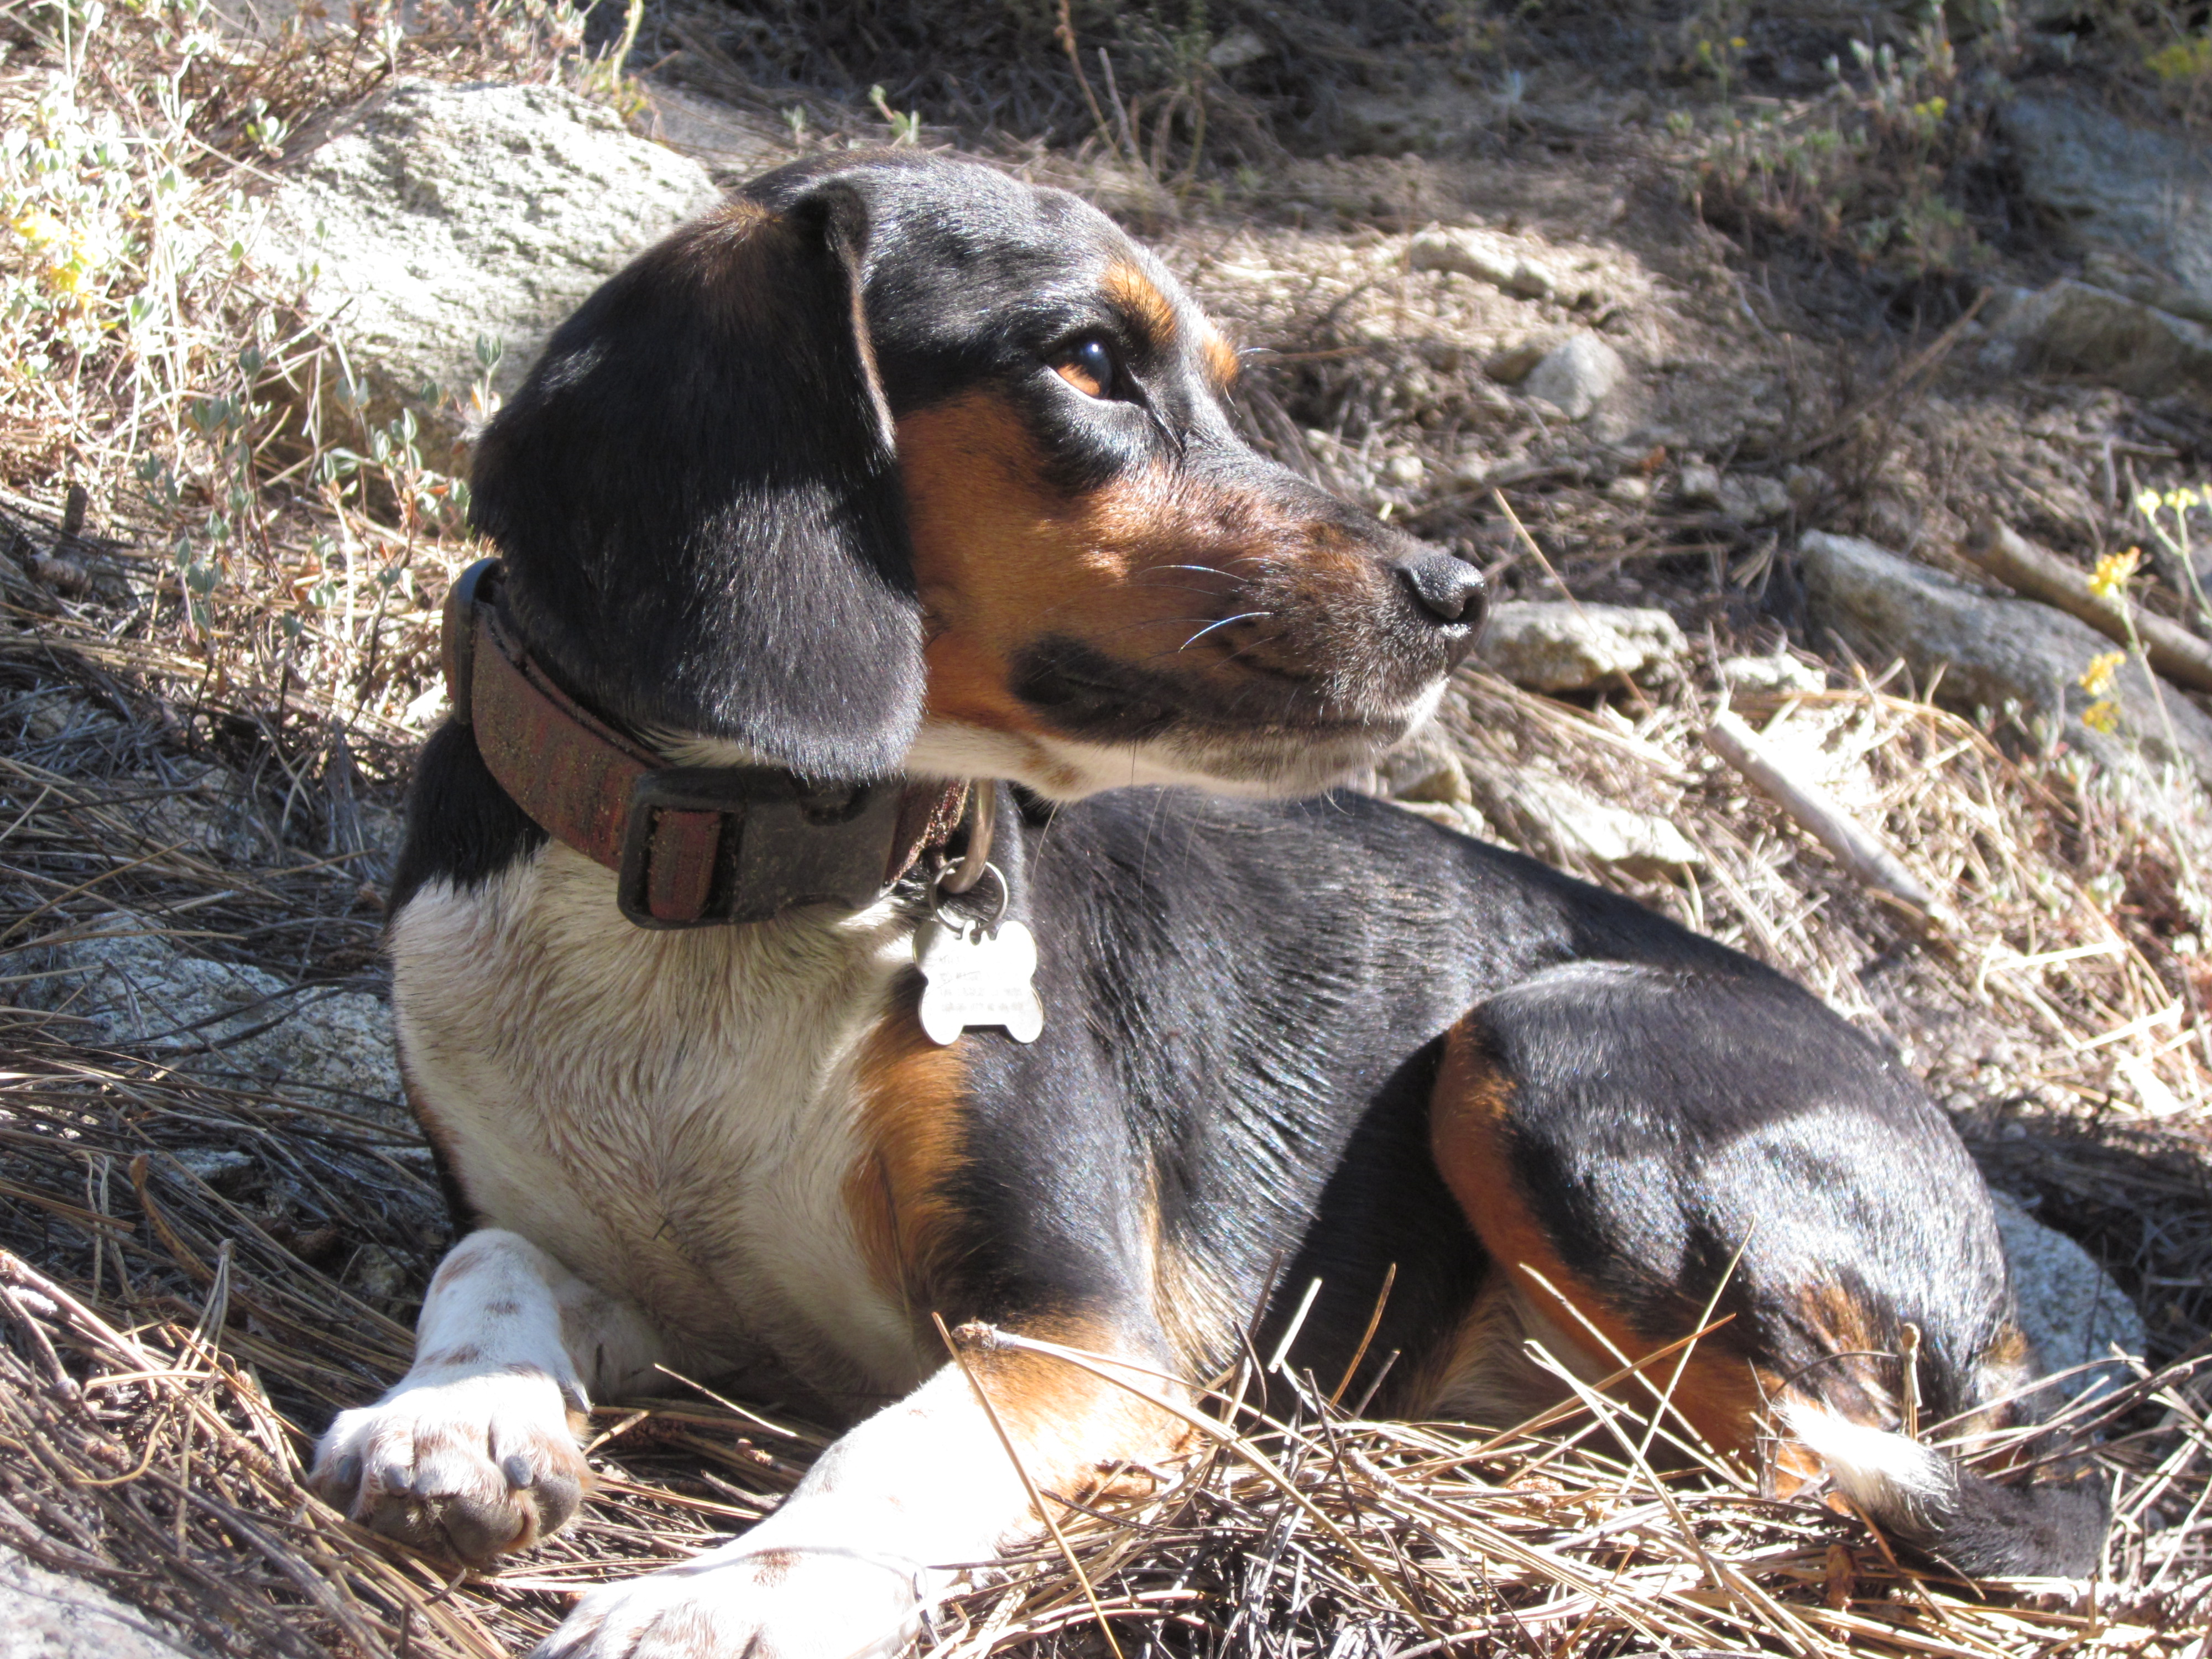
[844, 1009, 970, 1311]
[961, 1318, 1192, 1516]
[1430, 1019, 1765, 1454]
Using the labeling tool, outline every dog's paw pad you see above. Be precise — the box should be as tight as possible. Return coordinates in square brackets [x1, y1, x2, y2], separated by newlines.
[310, 1367, 587, 1563]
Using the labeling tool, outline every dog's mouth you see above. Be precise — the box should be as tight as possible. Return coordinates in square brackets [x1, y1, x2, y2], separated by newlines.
[1010, 635, 1428, 744]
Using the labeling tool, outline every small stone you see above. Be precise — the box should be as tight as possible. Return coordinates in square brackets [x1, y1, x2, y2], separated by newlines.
[1521, 334, 1623, 422]
[1677, 460, 1723, 507]
[14, 918, 407, 1125]
[1604, 474, 1650, 505]
[1206, 27, 1271, 69]
[1394, 799, 1492, 839]
[1399, 757, 1474, 807]
[1479, 601, 1688, 692]
[1409, 227, 1558, 299]
[1382, 454, 1426, 487]
[1717, 473, 1792, 525]
[1369, 733, 1471, 804]
[1718, 653, 1826, 695]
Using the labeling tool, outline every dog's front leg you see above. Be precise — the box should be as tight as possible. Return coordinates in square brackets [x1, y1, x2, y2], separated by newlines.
[534, 1329, 1179, 1659]
[310, 1229, 668, 1562]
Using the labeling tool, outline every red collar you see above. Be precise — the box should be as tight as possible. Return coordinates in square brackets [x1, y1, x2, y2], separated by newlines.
[440, 559, 968, 928]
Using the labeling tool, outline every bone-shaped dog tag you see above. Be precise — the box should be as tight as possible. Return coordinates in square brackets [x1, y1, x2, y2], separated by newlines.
[915, 917, 1043, 1045]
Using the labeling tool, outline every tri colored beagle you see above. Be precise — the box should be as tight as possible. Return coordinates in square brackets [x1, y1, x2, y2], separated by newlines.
[310, 152, 2106, 1658]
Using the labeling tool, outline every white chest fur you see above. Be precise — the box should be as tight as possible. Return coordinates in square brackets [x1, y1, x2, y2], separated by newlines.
[388, 843, 929, 1404]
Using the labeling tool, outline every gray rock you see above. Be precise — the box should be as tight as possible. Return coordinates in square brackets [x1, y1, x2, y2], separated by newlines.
[1719, 651, 1827, 696]
[1724, 474, 1792, 525]
[1521, 333, 1624, 422]
[1394, 798, 1493, 840]
[1678, 460, 1724, 507]
[1677, 463, 1788, 524]
[1479, 600, 1687, 692]
[1798, 530, 2212, 791]
[1465, 765, 1702, 877]
[2002, 92, 2212, 309]
[1408, 227, 1557, 300]
[11, 918, 403, 1119]
[1991, 1192, 2145, 1407]
[1983, 279, 2212, 402]
[260, 79, 721, 436]
[1371, 733, 1473, 806]
[0, 1546, 202, 1657]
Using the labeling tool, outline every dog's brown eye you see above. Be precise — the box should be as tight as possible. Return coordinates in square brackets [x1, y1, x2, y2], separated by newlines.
[1052, 337, 1119, 400]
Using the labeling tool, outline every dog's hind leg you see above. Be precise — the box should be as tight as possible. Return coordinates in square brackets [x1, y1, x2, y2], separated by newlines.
[1427, 960, 2107, 1579]
[310, 1228, 669, 1563]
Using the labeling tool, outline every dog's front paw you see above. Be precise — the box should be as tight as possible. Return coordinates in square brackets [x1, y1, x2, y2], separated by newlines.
[310, 1365, 587, 1563]
[532, 1549, 924, 1659]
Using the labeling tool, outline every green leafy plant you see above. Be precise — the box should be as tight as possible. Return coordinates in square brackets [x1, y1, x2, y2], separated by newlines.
[1681, 19, 1980, 277]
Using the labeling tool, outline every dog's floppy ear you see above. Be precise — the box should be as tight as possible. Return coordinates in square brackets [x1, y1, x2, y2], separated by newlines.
[468, 175, 920, 780]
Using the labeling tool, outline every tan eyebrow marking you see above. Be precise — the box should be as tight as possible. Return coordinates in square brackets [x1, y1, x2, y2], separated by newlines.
[1198, 323, 1240, 390]
[1103, 260, 1178, 344]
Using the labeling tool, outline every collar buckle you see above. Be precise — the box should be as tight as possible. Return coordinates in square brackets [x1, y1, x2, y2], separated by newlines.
[617, 768, 906, 928]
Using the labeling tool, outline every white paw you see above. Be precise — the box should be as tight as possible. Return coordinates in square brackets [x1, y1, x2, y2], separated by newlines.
[310, 1364, 588, 1563]
[532, 1548, 926, 1659]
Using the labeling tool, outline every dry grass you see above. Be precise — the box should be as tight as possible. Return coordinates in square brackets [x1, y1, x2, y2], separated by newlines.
[4, 3, 2212, 1656]
[3, 519, 2209, 1655]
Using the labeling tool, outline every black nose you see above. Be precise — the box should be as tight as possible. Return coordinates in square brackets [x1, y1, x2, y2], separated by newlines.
[1395, 549, 1486, 627]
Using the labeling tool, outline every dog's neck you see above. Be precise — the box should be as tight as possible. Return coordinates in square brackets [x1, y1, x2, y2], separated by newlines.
[441, 558, 974, 929]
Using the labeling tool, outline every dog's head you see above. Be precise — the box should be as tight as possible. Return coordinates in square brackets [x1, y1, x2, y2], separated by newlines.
[472, 152, 1482, 799]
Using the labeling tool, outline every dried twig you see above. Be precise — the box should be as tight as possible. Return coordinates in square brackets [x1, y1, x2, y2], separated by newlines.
[1702, 707, 1941, 920]
[1963, 520, 2212, 696]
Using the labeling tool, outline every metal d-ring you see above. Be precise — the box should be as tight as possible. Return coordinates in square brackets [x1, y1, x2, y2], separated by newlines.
[938, 782, 997, 896]
[929, 859, 1010, 936]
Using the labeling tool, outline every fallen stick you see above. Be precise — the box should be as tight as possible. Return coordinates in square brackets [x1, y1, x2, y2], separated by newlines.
[1701, 709, 1940, 920]
[1962, 519, 2212, 695]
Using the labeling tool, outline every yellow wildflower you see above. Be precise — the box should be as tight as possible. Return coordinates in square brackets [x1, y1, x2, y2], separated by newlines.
[12, 209, 67, 250]
[2079, 651, 2125, 697]
[2088, 547, 2141, 598]
[2137, 488, 2164, 515]
[2082, 700, 2121, 734]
